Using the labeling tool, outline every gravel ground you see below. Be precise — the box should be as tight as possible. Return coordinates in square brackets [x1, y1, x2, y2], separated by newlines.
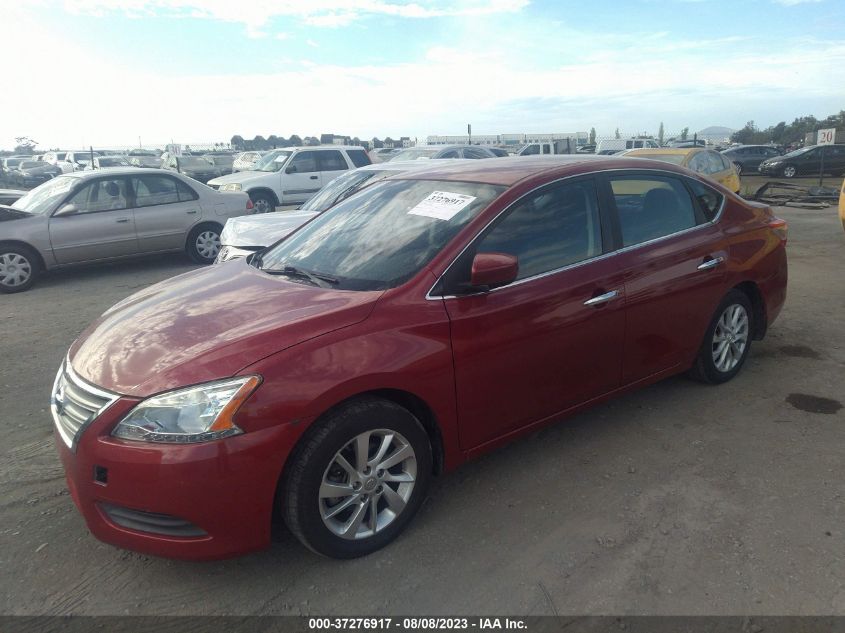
[0, 205, 843, 616]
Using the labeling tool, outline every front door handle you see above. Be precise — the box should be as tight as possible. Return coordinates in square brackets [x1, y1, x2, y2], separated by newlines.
[186, 209, 197, 214]
[583, 290, 619, 307]
[115, 218, 130, 223]
[697, 256, 725, 271]
[309, 175, 319, 180]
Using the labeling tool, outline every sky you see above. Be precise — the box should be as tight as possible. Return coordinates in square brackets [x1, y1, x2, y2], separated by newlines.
[2, 0, 844, 149]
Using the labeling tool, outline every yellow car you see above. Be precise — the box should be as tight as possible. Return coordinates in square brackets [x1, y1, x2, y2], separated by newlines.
[839, 177, 845, 233]
[624, 148, 741, 193]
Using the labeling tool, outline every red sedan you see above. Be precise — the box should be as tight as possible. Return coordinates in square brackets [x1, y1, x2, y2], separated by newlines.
[52, 156, 788, 559]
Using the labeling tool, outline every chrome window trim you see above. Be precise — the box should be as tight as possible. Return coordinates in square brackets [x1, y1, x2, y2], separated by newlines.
[425, 167, 726, 301]
[51, 357, 121, 452]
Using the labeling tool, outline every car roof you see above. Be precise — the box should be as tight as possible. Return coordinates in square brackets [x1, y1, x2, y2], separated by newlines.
[357, 159, 473, 173]
[392, 155, 688, 187]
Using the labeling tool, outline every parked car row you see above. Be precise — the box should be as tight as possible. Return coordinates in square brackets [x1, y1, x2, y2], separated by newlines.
[42, 155, 788, 561]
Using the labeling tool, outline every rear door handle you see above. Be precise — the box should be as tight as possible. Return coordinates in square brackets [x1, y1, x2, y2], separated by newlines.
[309, 175, 319, 180]
[186, 209, 197, 214]
[697, 256, 725, 271]
[583, 290, 619, 307]
[115, 218, 130, 223]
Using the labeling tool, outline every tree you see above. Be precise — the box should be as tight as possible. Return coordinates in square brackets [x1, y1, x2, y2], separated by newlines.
[589, 128, 596, 144]
[352, 136, 361, 147]
[267, 135, 280, 149]
[230, 135, 244, 150]
[288, 134, 303, 146]
[13, 136, 37, 154]
[372, 137, 383, 149]
[384, 136, 395, 147]
[658, 122, 664, 145]
[614, 128, 620, 139]
[252, 135, 267, 150]
[680, 127, 689, 141]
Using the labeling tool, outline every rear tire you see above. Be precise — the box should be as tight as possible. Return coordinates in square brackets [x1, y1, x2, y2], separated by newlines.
[281, 397, 432, 558]
[186, 224, 222, 265]
[689, 290, 753, 384]
[0, 244, 40, 293]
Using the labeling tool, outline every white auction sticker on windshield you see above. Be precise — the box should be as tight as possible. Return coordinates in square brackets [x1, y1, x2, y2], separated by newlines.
[408, 191, 477, 221]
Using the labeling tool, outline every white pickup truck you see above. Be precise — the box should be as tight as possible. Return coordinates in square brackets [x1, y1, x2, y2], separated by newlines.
[516, 138, 578, 156]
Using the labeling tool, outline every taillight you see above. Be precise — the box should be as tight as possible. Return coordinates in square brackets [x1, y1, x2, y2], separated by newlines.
[769, 217, 788, 245]
[246, 198, 254, 211]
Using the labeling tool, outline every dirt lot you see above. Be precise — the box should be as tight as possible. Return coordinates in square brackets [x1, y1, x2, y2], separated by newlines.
[0, 204, 843, 616]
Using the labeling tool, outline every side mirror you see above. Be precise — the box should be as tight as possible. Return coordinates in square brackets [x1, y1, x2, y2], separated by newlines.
[286, 165, 298, 174]
[470, 252, 518, 290]
[54, 203, 80, 217]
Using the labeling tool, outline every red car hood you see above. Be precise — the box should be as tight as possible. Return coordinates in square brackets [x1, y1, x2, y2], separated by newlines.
[69, 262, 382, 396]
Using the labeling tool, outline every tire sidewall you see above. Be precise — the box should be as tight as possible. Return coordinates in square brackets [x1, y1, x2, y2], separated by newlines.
[186, 225, 221, 264]
[284, 399, 432, 558]
[698, 290, 754, 384]
[0, 245, 39, 293]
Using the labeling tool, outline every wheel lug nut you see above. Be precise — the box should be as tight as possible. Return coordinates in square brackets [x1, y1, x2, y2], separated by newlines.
[352, 481, 362, 490]
[376, 469, 384, 478]
[376, 485, 383, 493]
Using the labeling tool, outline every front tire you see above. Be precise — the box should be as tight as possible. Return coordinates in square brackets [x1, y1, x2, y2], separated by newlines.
[249, 191, 276, 214]
[0, 244, 39, 293]
[281, 397, 432, 558]
[782, 164, 797, 178]
[689, 290, 753, 384]
[186, 224, 222, 264]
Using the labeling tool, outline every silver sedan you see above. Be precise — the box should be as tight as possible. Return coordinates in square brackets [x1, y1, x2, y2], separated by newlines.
[0, 168, 252, 293]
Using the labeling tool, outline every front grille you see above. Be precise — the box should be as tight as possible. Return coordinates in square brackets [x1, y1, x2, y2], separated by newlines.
[100, 503, 207, 537]
[51, 361, 118, 452]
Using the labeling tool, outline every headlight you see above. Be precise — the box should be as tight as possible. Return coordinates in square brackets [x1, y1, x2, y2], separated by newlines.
[221, 183, 242, 191]
[112, 376, 261, 443]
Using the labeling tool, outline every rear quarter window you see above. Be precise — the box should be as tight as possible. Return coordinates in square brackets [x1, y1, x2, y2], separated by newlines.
[347, 149, 371, 168]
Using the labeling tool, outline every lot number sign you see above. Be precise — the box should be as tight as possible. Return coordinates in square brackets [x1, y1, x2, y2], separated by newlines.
[817, 128, 836, 145]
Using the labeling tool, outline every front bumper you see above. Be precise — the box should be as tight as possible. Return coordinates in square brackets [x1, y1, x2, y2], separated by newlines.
[758, 163, 781, 176]
[53, 380, 296, 560]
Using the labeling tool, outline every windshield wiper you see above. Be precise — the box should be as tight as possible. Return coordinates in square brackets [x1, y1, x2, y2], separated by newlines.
[262, 264, 339, 288]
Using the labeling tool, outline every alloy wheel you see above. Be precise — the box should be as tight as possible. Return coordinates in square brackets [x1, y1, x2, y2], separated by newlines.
[195, 231, 221, 260]
[253, 198, 273, 213]
[319, 429, 417, 540]
[712, 304, 749, 373]
[783, 165, 796, 178]
[0, 252, 32, 289]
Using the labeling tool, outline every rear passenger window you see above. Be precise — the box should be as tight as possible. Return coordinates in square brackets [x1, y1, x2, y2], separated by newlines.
[347, 149, 371, 168]
[609, 176, 697, 247]
[464, 147, 490, 159]
[687, 179, 723, 222]
[476, 179, 602, 281]
[440, 149, 460, 158]
[131, 175, 179, 207]
[176, 180, 198, 201]
[318, 150, 347, 172]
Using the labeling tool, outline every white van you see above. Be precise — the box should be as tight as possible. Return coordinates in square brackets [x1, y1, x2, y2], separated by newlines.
[595, 138, 660, 155]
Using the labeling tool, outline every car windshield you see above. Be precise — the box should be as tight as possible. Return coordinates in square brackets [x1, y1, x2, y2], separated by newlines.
[177, 156, 213, 169]
[20, 161, 41, 169]
[11, 175, 78, 214]
[257, 179, 504, 291]
[255, 150, 293, 172]
[301, 169, 394, 213]
[206, 155, 233, 166]
[98, 157, 130, 166]
[782, 146, 814, 158]
[389, 148, 440, 161]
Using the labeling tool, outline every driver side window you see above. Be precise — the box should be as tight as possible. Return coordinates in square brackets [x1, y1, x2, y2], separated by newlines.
[66, 179, 129, 214]
[289, 151, 318, 173]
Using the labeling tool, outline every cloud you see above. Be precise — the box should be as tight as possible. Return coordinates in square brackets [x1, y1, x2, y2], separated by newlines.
[59, 0, 530, 33]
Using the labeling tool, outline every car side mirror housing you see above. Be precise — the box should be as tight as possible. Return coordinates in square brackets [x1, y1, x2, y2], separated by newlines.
[54, 203, 80, 217]
[470, 252, 518, 290]
[286, 165, 298, 174]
